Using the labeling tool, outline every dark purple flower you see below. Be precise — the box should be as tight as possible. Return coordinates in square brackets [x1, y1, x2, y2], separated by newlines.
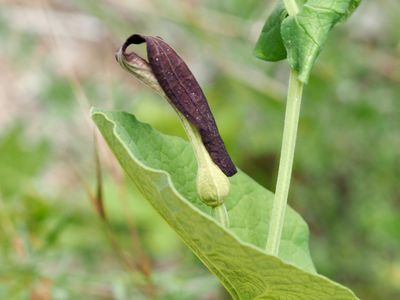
[119, 34, 237, 177]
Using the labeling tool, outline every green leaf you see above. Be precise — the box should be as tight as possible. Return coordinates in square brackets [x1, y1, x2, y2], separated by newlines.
[282, 0, 361, 82]
[255, 0, 360, 82]
[254, 2, 287, 61]
[92, 108, 358, 299]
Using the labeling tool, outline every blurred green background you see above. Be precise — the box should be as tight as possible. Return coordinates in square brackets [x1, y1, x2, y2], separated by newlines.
[0, 0, 399, 299]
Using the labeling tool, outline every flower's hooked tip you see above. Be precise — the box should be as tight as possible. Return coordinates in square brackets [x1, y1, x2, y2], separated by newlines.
[115, 34, 146, 65]
[122, 34, 146, 52]
[115, 34, 165, 96]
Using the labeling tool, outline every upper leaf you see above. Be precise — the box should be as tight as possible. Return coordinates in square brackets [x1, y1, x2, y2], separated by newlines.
[92, 108, 359, 299]
[254, 0, 361, 82]
[282, 0, 361, 82]
[254, 2, 288, 61]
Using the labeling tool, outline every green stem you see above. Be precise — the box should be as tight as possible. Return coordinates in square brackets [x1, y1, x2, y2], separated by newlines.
[266, 70, 304, 255]
[212, 204, 230, 228]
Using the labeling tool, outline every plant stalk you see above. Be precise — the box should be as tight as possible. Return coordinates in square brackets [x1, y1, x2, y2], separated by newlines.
[266, 70, 304, 255]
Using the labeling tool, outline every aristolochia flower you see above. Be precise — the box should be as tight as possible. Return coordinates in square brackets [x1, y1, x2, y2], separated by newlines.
[116, 34, 236, 212]
[116, 34, 237, 177]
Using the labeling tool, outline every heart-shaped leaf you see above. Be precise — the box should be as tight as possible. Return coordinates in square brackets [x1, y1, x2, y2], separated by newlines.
[92, 108, 358, 299]
[255, 0, 360, 82]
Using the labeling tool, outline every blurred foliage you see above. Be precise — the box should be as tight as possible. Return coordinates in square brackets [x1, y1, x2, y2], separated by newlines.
[0, 0, 399, 299]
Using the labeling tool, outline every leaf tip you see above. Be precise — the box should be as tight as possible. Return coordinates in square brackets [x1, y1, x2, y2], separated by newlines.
[90, 107, 103, 118]
[90, 106, 99, 116]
